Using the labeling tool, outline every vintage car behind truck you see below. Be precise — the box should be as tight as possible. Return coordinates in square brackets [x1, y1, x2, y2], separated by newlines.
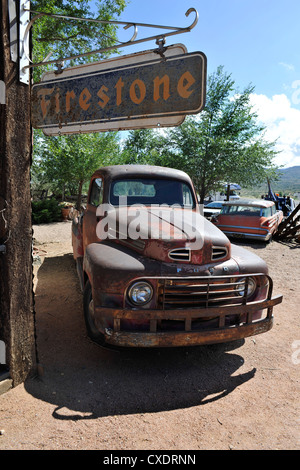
[212, 199, 283, 242]
[72, 165, 282, 348]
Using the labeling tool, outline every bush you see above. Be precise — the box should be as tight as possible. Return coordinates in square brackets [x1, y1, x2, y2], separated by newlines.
[32, 198, 62, 224]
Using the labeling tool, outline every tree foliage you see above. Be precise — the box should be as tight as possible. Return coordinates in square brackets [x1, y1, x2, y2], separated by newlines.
[169, 67, 279, 202]
[31, 0, 127, 82]
[120, 67, 279, 203]
[33, 131, 121, 209]
[121, 129, 170, 166]
[31, 0, 128, 209]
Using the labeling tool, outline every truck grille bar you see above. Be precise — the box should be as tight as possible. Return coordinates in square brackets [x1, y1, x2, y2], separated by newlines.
[157, 275, 257, 309]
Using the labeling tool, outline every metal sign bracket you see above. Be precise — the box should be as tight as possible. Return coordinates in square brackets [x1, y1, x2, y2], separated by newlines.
[8, 0, 18, 63]
[19, 0, 30, 84]
[154, 38, 168, 61]
[16, 3, 198, 81]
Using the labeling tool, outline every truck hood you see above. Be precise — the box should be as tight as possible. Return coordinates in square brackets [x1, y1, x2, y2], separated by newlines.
[97, 206, 231, 265]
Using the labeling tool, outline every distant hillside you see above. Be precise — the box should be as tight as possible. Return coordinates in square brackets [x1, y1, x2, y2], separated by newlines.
[275, 166, 300, 194]
[241, 166, 300, 199]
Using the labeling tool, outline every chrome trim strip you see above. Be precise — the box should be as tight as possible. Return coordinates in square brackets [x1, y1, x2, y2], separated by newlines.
[221, 231, 271, 240]
[217, 224, 269, 233]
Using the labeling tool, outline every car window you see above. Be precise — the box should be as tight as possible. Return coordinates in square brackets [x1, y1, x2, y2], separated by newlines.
[261, 207, 272, 217]
[89, 178, 103, 206]
[182, 184, 194, 206]
[110, 178, 195, 207]
[221, 205, 261, 216]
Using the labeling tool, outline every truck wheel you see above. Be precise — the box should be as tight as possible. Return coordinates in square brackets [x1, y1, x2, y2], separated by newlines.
[83, 280, 106, 346]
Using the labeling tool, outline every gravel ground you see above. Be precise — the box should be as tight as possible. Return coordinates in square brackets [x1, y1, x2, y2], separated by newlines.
[0, 221, 299, 450]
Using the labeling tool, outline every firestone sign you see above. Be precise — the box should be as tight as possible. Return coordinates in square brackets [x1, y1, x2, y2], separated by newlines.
[31, 48, 207, 135]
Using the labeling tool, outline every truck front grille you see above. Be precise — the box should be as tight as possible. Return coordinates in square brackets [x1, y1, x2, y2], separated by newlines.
[158, 275, 255, 309]
[108, 274, 275, 337]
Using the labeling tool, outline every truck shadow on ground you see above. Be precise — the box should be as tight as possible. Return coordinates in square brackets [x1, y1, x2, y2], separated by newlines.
[25, 253, 256, 420]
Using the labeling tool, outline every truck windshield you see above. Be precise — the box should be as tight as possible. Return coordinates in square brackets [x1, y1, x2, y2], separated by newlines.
[110, 178, 195, 208]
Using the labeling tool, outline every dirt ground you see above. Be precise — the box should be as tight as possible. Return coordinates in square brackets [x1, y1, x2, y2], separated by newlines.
[0, 220, 299, 450]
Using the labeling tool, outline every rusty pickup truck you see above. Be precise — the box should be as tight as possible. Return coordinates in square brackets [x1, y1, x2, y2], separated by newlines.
[72, 165, 282, 348]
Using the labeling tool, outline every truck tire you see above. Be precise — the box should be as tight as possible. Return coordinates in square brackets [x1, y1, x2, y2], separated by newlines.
[83, 280, 106, 346]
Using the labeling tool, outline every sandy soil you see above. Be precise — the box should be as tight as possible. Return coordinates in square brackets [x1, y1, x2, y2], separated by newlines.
[0, 220, 299, 450]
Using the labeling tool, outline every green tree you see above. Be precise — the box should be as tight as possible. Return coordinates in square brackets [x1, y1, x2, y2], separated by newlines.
[168, 66, 279, 203]
[31, 0, 127, 82]
[33, 131, 121, 209]
[31, 0, 128, 207]
[121, 129, 170, 165]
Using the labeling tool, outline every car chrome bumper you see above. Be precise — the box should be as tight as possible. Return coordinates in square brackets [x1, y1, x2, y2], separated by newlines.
[215, 225, 272, 241]
[223, 231, 272, 241]
[94, 294, 282, 347]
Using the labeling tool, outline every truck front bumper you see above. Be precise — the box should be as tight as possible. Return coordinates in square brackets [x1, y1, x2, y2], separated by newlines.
[94, 294, 282, 348]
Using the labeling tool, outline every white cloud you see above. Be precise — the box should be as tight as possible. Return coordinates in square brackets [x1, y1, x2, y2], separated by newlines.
[279, 62, 295, 72]
[250, 93, 300, 168]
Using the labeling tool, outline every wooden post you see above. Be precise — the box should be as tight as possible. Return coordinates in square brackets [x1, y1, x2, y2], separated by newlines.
[0, 1, 36, 386]
[226, 183, 230, 201]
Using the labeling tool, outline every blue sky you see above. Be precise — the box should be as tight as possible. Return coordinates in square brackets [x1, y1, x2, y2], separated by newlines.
[99, 0, 300, 168]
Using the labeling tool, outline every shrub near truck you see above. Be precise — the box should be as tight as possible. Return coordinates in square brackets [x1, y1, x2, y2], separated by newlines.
[72, 165, 282, 348]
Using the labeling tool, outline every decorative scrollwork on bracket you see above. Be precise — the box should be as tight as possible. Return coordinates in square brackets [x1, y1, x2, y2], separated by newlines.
[20, 7, 199, 74]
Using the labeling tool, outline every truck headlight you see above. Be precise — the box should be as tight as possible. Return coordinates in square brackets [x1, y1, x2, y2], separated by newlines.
[235, 277, 257, 298]
[128, 281, 153, 306]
